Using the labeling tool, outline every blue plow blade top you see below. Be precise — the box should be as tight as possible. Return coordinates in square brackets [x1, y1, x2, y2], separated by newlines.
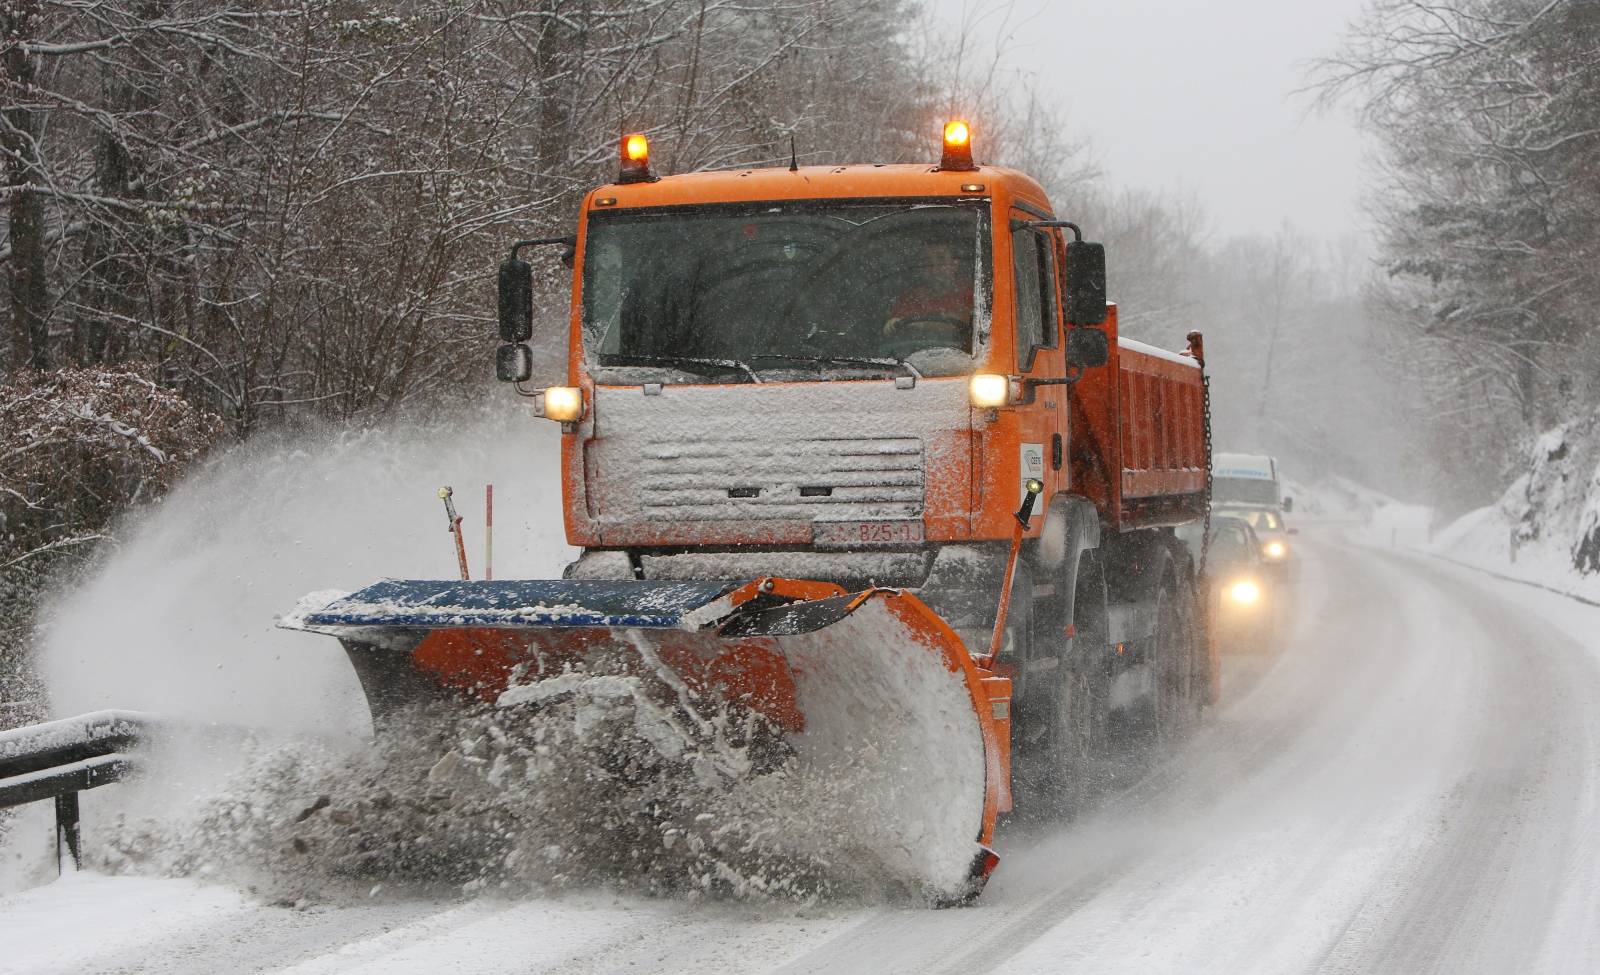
[300, 578, 753, 631]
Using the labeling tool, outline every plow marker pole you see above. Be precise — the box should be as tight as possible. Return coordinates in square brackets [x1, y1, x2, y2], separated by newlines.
[984, 478, 1044, 667]
[438, 486, 470, 580]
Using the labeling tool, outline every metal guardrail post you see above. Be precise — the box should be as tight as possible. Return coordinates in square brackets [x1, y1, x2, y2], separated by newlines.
[56, 792, 82, 870]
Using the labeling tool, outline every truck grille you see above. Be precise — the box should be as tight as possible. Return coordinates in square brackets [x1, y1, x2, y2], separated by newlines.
[636, 437, 924, 520]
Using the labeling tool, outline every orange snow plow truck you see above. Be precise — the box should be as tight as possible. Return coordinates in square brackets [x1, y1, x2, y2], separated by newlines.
[287, 123, 1213, 903]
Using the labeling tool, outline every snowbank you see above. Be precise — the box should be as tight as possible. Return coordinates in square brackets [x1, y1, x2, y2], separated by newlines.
[1280, 474, 1411, 525]
[1426, 418, 1600, 604]
[1367, 503, 1436, 550]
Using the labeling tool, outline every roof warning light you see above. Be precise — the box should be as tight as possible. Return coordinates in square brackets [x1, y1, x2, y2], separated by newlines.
[619, 133, 654, 184]
[940, 120, 975, 172]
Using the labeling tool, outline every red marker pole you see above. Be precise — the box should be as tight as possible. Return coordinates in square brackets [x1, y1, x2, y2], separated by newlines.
[484, 484, 494, 582]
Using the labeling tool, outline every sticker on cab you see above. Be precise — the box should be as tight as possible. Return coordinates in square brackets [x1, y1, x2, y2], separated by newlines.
[1020, 442, 1045, 504]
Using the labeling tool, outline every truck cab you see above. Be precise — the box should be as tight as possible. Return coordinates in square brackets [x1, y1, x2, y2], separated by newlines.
[497, 127, 1200, 588]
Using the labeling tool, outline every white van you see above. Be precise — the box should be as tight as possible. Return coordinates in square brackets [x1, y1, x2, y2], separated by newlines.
[1213, 452, 1297, 579]
[1212, 452, 1290, 512]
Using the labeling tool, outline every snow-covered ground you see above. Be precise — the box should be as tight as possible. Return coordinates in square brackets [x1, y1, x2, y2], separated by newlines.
[5, 529, 1599, 974]
[1424, 421, 1599, 604]
[1287, 438, 1600, 607]
[1428, 503, 1600, 606]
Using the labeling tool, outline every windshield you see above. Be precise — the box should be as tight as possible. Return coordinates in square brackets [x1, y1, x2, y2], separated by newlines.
[1213, 476, 1279, 507]
[1226, 508, 1283, 531]
[1209, 523, 1253, 563]
[581, 200, 991, 382]
[1176, 520, 1254, 564]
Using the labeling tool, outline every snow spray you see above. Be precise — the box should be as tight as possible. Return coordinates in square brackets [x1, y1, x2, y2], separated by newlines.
[26, 402, 980, 906]
[37, 403, 574, 734]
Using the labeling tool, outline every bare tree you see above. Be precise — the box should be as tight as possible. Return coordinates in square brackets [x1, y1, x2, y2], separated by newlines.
[2, 0, 50, 370]
[0, 0, 958, 431]
[1315, 0, 1600, 500]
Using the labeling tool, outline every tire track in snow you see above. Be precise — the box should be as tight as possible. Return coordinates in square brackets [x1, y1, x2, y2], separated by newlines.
[974, 539, 1438, 973]
[774, 540, 1408, 974]
[1311, 549, 1600, 974]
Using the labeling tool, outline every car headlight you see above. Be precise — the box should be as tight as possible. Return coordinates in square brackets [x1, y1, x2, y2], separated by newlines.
[1263, 540, 1287, 561]
[1226, 579, 1262, 605]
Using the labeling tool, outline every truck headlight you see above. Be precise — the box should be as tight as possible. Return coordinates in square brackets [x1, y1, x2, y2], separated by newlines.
[1226, 579, 1262, 606]
[540, 386, 584, 422]
[1263, 540, 1287, 561]
[970, 374, 1009, 408]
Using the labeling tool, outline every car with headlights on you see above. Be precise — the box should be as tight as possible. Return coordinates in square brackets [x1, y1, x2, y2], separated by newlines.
[1216, 504, 1297, 584]
[1177, 515, 1277, 654]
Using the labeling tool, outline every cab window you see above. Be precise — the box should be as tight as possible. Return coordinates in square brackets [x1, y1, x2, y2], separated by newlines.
[1010, 227, 1058, 370]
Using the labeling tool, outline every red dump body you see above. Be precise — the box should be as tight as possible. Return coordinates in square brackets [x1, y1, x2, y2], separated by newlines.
[1070, 306, 1208, 531]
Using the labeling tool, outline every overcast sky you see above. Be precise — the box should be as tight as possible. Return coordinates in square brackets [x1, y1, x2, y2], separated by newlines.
[924, 0, 1375, 240]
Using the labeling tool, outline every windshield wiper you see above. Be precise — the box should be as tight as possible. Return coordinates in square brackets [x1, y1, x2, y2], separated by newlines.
[598, 353, 762, 383]
[746, 353, 923, 380]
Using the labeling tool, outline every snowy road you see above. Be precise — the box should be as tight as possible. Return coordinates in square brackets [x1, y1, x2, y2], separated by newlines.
[5, 531, 1600, 974]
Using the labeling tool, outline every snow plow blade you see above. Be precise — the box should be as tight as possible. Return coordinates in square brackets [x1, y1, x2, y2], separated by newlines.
[286, 576, 1010, 902]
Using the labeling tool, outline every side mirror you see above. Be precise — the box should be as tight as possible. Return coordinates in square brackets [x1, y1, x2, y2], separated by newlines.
[496, 343, 533, 383]
[497, 258, 533, 342]
[1288, 527, 1300, 535]
[1065, 327, 1110, 368]
[1064, 240, 1107, 326]
[1282, 496, 1294, 513]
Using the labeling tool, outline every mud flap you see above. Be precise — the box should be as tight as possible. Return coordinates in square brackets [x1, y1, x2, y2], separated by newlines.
[284, 577, 1010, 901]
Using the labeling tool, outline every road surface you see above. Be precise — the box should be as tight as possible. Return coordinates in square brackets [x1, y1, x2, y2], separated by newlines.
[4, 531, 1599, 974]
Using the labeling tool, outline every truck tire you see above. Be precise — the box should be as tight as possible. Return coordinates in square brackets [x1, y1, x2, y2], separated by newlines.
[1141, 562, 1202, 747]
[1061, 551, 1111, 810]
[1013, 551, 1109, 821]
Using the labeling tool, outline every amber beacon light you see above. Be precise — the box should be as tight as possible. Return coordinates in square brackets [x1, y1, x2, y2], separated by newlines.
[940, 119, 975, 172]
[619, 133, 653, 184]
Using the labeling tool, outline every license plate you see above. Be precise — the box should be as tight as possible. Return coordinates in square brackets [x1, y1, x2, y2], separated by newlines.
[813, 519, 925, 548]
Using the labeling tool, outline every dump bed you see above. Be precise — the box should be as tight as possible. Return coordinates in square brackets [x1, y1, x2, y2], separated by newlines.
[1069, 306, 1207, 531]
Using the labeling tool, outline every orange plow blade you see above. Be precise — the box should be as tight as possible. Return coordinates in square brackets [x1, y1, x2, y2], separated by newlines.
[287, 577, 1010, 901]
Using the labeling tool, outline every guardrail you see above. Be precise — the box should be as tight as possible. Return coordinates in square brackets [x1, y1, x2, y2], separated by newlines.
[0, 710, 150, 871]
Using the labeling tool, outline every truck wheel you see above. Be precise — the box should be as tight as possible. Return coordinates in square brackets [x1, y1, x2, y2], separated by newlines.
[1146, 566, 1201, 746]
[1061, 552, 1111, 810]
[1014, 552, 1108, 821]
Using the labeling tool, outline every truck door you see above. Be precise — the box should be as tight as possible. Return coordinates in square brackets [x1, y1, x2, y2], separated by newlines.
[1009, 214, 1063, 509]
